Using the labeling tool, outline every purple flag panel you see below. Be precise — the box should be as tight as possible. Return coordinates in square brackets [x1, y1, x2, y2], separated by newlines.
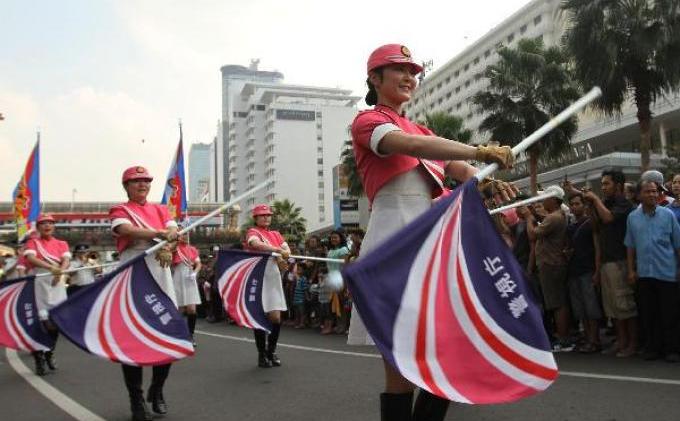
[215, 250, 273, 333]
[0, 276, 54, 352]
[51, 255, 194, 366]
[343, 180, 558, 404]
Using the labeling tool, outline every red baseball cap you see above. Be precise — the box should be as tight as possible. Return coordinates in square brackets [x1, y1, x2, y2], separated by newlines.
[252, 204, 273, 217]
[367, 44, 424, 75]
[122, 166, 153, 183]
[37, 214, 56, 224]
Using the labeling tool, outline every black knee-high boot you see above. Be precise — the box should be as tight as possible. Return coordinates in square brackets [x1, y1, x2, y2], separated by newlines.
[147, 364, 171, 415]
[254, 329, 271, 368]
[32, 351, 46, 376]
[412, 390, 449, 421]
[267, 323, 281, 366]
[380, 392, 413, 421]
[187, 313, 197, 335]
[122, 364, 151, 421]
[45, 329, 59, 370]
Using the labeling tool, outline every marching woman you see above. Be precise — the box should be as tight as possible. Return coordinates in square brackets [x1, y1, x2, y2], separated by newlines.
[24, 214, 71, 376]
[109, 166, 179, 421]
[245, 204, 289, 368]
[349, 44, 514, 421]
[171, 233, 202, 345]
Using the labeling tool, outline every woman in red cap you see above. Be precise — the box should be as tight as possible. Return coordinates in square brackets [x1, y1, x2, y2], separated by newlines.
[350, 44, 515, 421]
[171, 232, 202, 345]
[245, 203, 290, 368]
[23, 213, 71, 376]
[109, 166, 179, 421]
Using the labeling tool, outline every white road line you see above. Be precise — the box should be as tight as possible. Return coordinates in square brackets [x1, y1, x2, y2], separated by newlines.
[558, 370, 680, 386]
[5, 349, 106, 421]
[196, 330, 680, 386]
[197, 330, 381, 358]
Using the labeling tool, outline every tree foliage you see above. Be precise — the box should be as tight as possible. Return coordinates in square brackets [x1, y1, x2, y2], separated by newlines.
[472, 37, 581, 193]
[562, 0, 680, 171]
[421, 112, 472, 143]
[340, 139, 365, 197]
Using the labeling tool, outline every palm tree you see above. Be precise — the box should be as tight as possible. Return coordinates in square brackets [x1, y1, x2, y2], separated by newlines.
[421, 112, 472, 143]
[340, 139, 365, 197]
[473, 37, 581, 193]
[562, 0, 680, 172]
[270, 199, 307, 246]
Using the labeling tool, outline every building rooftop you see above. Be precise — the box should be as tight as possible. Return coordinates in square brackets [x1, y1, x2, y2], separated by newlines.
[220, 64, 284, 80]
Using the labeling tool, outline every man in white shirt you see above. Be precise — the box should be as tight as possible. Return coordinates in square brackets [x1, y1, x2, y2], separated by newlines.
[67, 244, 101, 296]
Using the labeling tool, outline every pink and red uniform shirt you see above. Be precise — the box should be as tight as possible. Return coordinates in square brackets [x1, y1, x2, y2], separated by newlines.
[109, 201, 177, 252]
[245, 227, 286, 251]
[351, 104, 447, 204]
[173, 243, 200, 267]
[24, 237, 71, 267]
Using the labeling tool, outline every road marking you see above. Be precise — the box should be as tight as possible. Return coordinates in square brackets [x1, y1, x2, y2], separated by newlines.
[557, 370, 680, 386]
[197, 330, 382, 358]
[5, 349, 106, 421]
[196, 330, 680, 386]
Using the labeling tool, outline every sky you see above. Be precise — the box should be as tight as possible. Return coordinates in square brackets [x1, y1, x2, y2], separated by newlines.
[0, 0, 531, 202]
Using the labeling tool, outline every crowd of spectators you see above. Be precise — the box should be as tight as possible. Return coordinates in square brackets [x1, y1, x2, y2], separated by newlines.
[495, 169, 680, 361]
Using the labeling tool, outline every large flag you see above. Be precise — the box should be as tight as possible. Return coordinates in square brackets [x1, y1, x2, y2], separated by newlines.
[0, 276, 55, 352]
[215, 250, 274, 333]
[50, 254, 194, 366]
[13, 138, 40, 240]
[343, 180, 558, 404]
[161, 126, 187, 221]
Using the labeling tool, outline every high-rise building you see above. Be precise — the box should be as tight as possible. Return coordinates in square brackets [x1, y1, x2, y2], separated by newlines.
[188, 142, 211, 203]
[406, 0, 679, 189]
[211, 61, 284, 202]
[221, 72, 360, 233]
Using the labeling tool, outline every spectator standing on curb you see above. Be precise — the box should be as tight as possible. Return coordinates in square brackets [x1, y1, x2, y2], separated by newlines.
[583, 170, 637, 357]
[624, 182, 639, 205]
[641, 170, 674, 206]
[668, 174, 680, 224]
[326, 231, 349, 334]
[292, 264, 309, 329]
[625, 180, 680, 362]
[566, 193, 602, 353]
[68, 244, 102, 296]
[527, 189, 572, 351]
[669, 174, 680, 284]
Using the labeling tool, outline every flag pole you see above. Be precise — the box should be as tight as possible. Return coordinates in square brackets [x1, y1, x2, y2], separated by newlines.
[30, 261, 120, 279]
[474, 87, 602, 182]
[272, 253, 344, 264]
[488, 186, 564, 216]
[145, 179, 271, 256]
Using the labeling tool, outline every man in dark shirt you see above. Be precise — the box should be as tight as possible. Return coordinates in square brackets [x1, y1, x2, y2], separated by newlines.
[566, 193, 602, 353]
[584, 170, 636, 357]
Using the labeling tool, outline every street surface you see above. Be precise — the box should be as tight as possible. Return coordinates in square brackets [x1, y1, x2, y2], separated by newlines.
[2, 321, 680, 421]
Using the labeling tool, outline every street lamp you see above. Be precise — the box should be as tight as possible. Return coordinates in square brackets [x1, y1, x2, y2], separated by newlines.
[71, 188, 77, 211]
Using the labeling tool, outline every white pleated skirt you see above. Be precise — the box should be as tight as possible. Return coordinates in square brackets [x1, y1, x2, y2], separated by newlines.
[347, 169, 432, 346]
[120, 247, 178, 308]
[34, 268, 68, 320]
[262, 259, 288, 313]
[172, 264, 202, 307]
